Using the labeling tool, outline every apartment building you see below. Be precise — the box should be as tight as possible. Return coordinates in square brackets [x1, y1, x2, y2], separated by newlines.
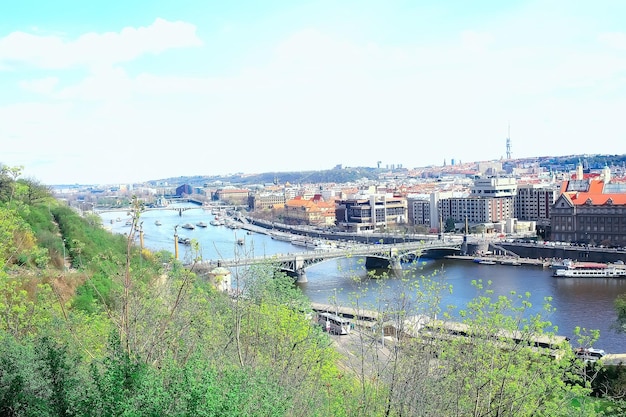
[438, 177, 516, 225]
[515, 183, 560, 225]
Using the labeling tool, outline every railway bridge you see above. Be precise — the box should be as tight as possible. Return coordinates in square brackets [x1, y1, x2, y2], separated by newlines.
[195, 240, 461, 282]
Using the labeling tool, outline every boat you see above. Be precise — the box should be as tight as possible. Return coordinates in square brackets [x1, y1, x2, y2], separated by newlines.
[177, 237, 191, 245]
[270, 232, 294, 242]
[237, 238, 245, 246]
[196, 221, 208, 228]
[554, 267, 626, 278]
[181, 223, 195, 230]
[155, 220, 162, 226]
[473, 258, 496, 265]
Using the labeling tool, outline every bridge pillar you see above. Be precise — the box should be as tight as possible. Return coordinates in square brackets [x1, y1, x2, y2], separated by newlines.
[294, 255, 307, 283]
[296, 268, 308, 283]
[389, 256, 402, 272]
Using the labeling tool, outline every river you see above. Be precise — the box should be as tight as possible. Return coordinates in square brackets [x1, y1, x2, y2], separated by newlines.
[97, 204, 626, 353]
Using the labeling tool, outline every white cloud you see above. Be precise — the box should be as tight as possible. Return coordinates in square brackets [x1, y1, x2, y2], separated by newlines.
[598, 32, 626, 50]
[0, 18, 202, 70]
[3, 8, 626, 184]
[18, 76, 59, 94]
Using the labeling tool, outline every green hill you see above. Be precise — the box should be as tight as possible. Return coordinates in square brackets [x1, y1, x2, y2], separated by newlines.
[1, 164, 623, 416]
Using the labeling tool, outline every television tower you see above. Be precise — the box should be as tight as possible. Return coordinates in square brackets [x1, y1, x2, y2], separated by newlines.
[505, 123, 512, 160]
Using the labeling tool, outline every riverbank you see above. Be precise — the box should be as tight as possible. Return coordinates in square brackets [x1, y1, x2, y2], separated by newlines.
[446, 254, 549, 267]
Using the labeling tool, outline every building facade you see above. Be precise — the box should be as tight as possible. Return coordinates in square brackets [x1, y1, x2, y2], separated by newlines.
[335, 194, 407, 233]
[407, 197, 431, 227]
[214, 188, 250, 205]
[515, 184, 560, 225]
[283, 197, 336, 227]
[248, 192, 286, 210]
[550, 167, 626, 246]
[438, 177, 517, 226]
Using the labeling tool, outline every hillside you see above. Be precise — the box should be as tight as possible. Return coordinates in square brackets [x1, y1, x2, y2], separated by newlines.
[1, 164, 623, 416]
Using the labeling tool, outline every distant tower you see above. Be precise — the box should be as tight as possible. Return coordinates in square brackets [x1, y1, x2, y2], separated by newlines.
[602, 163, 611, 184]
[576, 160, 584, 180]
[505, 123, 512, 160]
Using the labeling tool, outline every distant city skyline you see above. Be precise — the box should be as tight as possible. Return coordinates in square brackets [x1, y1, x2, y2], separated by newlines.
[2, 1, 626, 185]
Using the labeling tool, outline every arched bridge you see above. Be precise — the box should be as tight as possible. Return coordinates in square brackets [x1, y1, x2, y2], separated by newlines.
[194, 240, 461, 283]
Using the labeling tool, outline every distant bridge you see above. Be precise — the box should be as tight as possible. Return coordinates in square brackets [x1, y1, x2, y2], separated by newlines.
[195, 240, 461, 282]
[94, 206, 196, 216]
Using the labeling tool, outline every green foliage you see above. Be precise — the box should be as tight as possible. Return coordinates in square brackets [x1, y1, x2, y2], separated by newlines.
[0, 205, 37, 268]
[0, 168, 614, 415]
[613, 293, 626, 333]
[51, 204, 129, 269]
[444, 217, 456, 232]
[0, 277, 59, 339]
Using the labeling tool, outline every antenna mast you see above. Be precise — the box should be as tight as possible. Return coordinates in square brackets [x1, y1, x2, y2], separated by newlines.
[505, 123, 512, 160]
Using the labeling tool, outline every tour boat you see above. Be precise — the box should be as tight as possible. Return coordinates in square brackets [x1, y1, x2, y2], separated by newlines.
[553, 264, 626, 278]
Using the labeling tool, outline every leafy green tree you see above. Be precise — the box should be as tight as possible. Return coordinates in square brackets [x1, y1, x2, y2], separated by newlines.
[614, 293, 626, 333]
[444, 217, 456, 233]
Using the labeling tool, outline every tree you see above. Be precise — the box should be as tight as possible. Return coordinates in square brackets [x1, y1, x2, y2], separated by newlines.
[444, 217, 456, 233]
[613, 293, 626, 333]
[340, 257, 598, 417]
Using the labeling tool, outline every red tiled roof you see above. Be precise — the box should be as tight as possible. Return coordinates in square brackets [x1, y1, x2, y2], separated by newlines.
[561, 179, 626, 205]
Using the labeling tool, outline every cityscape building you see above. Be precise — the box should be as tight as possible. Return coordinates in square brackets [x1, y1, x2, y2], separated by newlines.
[550, 163, 626, 246]
[335, 194, 407, 233]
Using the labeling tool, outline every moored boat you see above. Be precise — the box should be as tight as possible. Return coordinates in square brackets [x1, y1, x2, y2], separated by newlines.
[196, 221, 208, 228]
[554, 266, 626, 278]
[181, 223, 195, 230]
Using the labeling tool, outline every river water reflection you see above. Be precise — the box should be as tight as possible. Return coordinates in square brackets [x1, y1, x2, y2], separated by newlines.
[98, 205, 626, 353]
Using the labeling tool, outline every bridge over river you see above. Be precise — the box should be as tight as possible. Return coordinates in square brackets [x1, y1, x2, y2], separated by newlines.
[195, 240, 461, 282]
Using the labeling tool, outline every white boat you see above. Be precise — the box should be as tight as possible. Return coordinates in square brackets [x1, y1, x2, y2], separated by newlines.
[196, 221, 208, 228]
[270, 232, 293, 242]
[155, 220, 162, 226]
[478, 260, 496, 265]
[554, 267, 626, 278]
[181, 223, 195, 230]
[177, 237, 191, 245]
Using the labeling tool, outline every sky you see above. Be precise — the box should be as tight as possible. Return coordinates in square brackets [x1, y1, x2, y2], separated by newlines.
[1, 0, 625, 185]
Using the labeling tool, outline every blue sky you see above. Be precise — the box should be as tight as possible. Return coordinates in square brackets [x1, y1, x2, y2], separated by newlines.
[1, 0, 625, 184]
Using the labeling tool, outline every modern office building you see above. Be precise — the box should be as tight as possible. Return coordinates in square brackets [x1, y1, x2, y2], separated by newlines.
[335, 194, 407, 233]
